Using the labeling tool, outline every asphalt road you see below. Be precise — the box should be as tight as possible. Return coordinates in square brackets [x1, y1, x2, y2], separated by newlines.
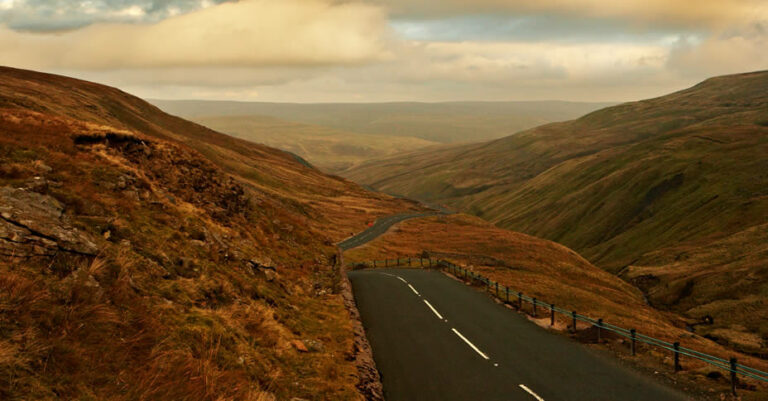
[348, 268, 692, 401]
[338, 212, 442, 250]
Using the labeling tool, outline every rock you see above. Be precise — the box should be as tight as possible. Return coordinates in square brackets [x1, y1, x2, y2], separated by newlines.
[302, 339, 325, 352]
[264, 269, 278, 282]
[33, 160, 53, 173]
[248, 256, 279, 282]
[24, 177, 49, 192]
[0, 187, 98, 258]
[291, 340, 308, 352]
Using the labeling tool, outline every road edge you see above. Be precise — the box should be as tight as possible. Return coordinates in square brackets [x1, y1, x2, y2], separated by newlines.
[336, 247, 385, 401]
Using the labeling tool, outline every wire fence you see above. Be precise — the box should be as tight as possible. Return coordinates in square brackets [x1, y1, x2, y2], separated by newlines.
[348, 257, 768, 395]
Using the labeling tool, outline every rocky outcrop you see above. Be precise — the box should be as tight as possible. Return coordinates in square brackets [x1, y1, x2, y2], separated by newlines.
[337, 249, 384, 401]
[0, 187, 98, 258]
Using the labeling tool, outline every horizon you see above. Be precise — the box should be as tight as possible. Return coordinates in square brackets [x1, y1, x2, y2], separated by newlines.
[1, 0, 766, 103]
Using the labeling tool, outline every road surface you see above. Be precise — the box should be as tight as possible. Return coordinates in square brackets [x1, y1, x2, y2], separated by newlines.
[338, 212, 442, 250]
[348, 268, 691, 401]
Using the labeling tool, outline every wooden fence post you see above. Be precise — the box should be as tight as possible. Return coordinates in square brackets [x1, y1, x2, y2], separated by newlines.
[673, 342, 682, 372]
[730, 357, 738, 396]
[597, 318, 603, 342]
[571, 311, 577, 333]
[630, 329, 636, 356]
[550, 304, 555, 326]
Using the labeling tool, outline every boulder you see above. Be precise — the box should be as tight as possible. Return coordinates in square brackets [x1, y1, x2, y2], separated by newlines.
[0, 187, 98, 258]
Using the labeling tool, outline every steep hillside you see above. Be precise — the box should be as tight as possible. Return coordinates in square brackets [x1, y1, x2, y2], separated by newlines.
[345, 71, 768, 351]
[189, 114, 437, 173]
[153, 99, 612, 144]
[0, 66, 420, 400]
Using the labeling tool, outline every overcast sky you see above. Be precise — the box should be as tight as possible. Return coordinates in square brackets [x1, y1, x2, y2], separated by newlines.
[0, 0, 766, 102]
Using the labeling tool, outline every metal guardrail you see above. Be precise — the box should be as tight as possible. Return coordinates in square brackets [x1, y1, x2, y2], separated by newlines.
[349, 257, 768, 395]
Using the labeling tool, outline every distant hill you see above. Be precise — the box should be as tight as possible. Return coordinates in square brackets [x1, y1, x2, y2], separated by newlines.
[344, 70, 768, 352]
[188, 114, 438, 173]
[152, 99, 613, 144]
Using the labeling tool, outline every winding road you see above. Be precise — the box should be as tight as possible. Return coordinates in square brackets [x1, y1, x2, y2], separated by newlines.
[341, 213, 690, 400]
[348, 268, 691, 401]
[338, 211, 442, 250]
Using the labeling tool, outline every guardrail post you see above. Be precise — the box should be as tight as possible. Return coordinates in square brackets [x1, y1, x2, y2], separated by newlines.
[730, 357, 738, 396]
[373, 260, 377, 268]
[550, 304, 555, 326]
[630, 329, 636, 356]
[532, 298, 537, 317]
[495, 282, 499, 297]
[385, 259, 389, 267]
[408, 257, 411, 267]
[571, 311, 577, 333]
[518, 292, 523, 309]
[420, 258, 423, 267]
[673, 342, 681, 372]
[597, 318, 603, 342]
[486, 279, 490, 293]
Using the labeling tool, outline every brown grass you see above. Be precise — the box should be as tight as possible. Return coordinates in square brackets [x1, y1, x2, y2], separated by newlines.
[0, 66, 418, 400]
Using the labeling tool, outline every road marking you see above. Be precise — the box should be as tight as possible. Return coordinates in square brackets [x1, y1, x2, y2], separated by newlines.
[451, 328, 489, 360]
[519, 384, 545, 401]
[408, 284, 420, 295]
[423, 299, 443, 320]
[380, 274, 408, 285]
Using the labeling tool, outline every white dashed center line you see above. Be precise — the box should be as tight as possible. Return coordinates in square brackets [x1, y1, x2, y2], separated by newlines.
[451, 328, 489, 360]
[423, 299, 443, 320]
[408, 284, 420, 295]
[519, 384, 545, 401]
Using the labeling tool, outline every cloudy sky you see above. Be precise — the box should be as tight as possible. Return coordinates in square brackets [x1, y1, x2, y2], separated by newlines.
[0, 0, 766, 102]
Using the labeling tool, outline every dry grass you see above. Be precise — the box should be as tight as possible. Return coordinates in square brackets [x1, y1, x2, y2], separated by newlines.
[0, 66, 420, 400]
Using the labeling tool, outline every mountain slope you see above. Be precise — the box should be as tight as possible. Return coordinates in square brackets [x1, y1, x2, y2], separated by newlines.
[153, 99, 613, 144]
[0, 66, 421, 400]
[345, 70, 768, 350]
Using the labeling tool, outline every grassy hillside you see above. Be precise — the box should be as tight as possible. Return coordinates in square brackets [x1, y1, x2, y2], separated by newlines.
[152, 100, 612, 144]
[344, 70, 768, 352]
[0, 66, 421, 400]
[189, 115, 437, 173]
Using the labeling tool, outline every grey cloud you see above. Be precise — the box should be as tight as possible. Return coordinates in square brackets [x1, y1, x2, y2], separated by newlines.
[0, 0, 233, 31]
